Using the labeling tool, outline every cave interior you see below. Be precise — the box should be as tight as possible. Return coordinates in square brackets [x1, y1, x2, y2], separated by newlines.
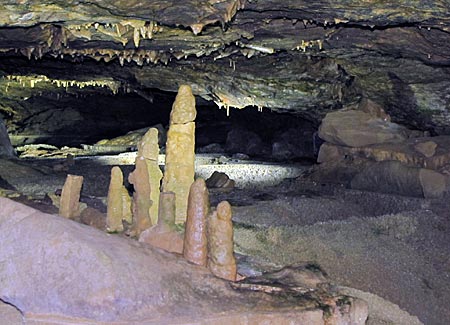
[0, 1, 450, 325]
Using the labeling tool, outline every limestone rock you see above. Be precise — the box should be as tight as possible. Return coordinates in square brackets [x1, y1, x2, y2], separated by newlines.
[358, 98, 391, 122]
[317, 136, 450, 170]
[106, 166, 131, 232]
[139, 226, 184, 254]
[59, 174, 84, 219]
[205, 171, 235, 191]
[419, 168, 448, 199]
[0, 198, 368, 324]
[80, 207, 107, 231]
[415, 140, 437, 158]
[128, 157, 152, 235]
[138, 127, 160, 161]
[163, 122, 196, 224]
[318, 110, 409, 147]
[169, 85, 197, 124]
[317, 142, 345, 163]
[157, 191, 177, 231]
[139, 192, 184, 254]
[350, 161, 424, 197]
[183, 178, 209, 266]
[207, 201, 237, 281]
[146, 160, 163, 226]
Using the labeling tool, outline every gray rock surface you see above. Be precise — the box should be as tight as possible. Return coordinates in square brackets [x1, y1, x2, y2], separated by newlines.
[0, 198, 366, 324]
[0, 117, 15, 158]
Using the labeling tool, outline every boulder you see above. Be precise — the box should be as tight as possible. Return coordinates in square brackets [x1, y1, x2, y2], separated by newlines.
[350, 161, 449, 198]
[0, 198, 368, 324]
[318, 136, 450, 170]
[318, 110, 409, 147]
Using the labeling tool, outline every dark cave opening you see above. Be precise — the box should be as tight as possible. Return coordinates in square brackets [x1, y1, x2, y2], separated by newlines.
[3, 85, 318, 162]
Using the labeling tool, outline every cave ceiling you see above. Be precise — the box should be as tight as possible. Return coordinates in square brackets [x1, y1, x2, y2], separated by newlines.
[1, 0, 450, 134]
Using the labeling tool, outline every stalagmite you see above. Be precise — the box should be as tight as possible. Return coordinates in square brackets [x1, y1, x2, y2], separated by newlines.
[59, 174, 84, 219]
[207, 201, 237, 281]
[162, 85, 196, 224]
[106, 166, 132, 232]
[128, 157, 152, 236]
[157, 191, 177, 232]
[137, 128, 163, 225]
[183, 178, 209, 266]
[139, 191, 184, 254]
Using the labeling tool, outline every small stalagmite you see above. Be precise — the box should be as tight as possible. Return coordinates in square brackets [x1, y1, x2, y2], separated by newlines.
[59, 174, 84, 219]
[128, 157, 152, 236]
[106, 166, 132, 232]
[207, 201, 237, 281]
[183, 178, 209, 266]
[162, 85, 196, 224]
[139, 191, 184, 254]
[138, 128, 163, 226]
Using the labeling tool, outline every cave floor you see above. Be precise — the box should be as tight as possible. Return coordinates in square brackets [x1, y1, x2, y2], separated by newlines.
[1, 153, 449, 325]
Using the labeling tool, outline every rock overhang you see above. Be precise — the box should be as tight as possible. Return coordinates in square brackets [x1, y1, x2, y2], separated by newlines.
[0, 0, 449, 133]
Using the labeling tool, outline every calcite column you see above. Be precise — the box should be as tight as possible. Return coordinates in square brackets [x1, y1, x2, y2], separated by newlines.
[128, 157, 152, 235]
[59, 174, 84, 219]
[138, 128, 163, 226]
[207, 201, 237, 281]
[106, 166, 132, 232]
[128, 127, 163, 235]
[162, 85, 196, 224]
[183, 178, 209, 266]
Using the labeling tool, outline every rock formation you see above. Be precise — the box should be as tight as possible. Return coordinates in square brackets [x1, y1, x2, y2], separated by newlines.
[205, 171, 235, 191]
[59, 174, 84, 219]
[207, 200, 237, 282]
[106, 166, 132, 232]
[137, 127, 163, 225]
[128, 157, 152, 235]
[0, 197, 368, 325]
[0, 117, 14, 158]
[139, 191, 184, 254]
[316, 106, 450, 198]
[162, 85, 196, 224]
[183, 178, 209, 266]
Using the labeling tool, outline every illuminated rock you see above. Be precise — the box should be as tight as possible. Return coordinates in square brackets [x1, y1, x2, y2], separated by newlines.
[207, 200, 237, 281]
[169, 85, 197, 124]
[138, 128, 163, 225]
[106, 166, 132, 232]
[128, 157, 152, 235]
[163, 85, 196, 224]
[59, 174, 84, 219]
[183, 178, 209, 266]
[139, 192, 184, 254]
[318, 110, 409, 148]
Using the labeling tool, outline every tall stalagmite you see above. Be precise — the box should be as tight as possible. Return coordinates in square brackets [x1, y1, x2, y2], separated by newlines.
[207, 201, 237, 281]
[162, 85, 196, 224]
[138, 128, 163, 225]
[59, 174, 84, 219]
[106, 166, 132, 232]
[128, 157, 152, 235]
[183, 178, 209, 266]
